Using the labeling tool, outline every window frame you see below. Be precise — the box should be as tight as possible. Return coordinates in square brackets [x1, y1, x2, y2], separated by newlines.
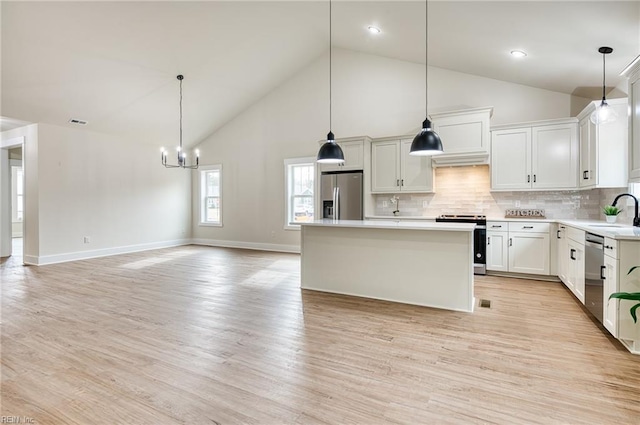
[284, 157, 316, 230]
[199, 164, 223, 227]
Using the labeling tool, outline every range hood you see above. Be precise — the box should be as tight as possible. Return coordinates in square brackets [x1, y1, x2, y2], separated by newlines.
[430, 106, 493, 167]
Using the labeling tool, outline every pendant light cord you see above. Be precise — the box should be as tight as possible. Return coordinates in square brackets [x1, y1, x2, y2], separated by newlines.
[329, 0, 332, 133]
[425, 0, 428, 117]
[602, 52, 606, 100]
[179, 77, 183, 151]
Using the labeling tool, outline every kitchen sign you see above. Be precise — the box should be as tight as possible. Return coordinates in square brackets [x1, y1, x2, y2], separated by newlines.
[505, 209, 546, 218]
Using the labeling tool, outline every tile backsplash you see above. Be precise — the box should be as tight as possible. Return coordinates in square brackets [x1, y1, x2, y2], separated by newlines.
[374, 165, 632, 224]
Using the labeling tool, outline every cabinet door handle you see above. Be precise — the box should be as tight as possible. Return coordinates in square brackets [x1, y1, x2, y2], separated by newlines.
[487, 237, 491, 246]
[570, 249, 576, 260]
[556, 230, 561, 239]
[523, 226, 534, 229]
[401, 179, 404, 186]
[509, 238, 512, 247]
[527, 175, 530, 183]
[396, 179, 400, 186]
[491, 225, 502, 228]
[600, 266, 606, 280]
[533, 174, 537, 183]
[583, 170, 588, 180]
[604, 245, 613, 250]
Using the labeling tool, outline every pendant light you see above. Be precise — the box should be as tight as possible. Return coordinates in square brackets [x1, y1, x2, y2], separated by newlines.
[161, 75, 199, 169]
[409, 0, 443, 156]
[317, 0, 344, 164]
[590, 46, 618, 125]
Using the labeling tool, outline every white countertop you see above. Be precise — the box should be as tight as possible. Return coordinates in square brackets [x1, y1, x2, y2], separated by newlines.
[365, 215, 640, 240]
[366, 215, 434, 221]
[300, 219, 476, 232]
[557, 219, 640, 240]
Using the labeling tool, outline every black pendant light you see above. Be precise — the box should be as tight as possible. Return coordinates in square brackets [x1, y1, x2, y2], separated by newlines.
[317, 0, 344, 164]
[409, 0, 443, 156]
[161, 75, 199, 169]
[590, 46, 618, 125]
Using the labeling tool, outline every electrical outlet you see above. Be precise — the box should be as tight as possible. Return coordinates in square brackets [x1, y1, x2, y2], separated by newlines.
[83, 236, 90, 244]
[383, 201, 388, 208]
[515, 200, 521, 207]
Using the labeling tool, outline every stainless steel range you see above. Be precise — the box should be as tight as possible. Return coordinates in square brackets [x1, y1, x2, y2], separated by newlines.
[435, 214, 487, 275]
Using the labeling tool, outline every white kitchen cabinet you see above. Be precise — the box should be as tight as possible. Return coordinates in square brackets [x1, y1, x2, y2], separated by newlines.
[371, 141, 400, 192]
[628, 62, 640, 182]
[486, 221, 550, 276]
[430, 107, 493, 167]
[370, 138, 434, 193]
[556, 225, 569, 283]
[566, 238, 585, 304]
[319, 139, 364, 172]
[577, 98, 628, 189]
[486, 230, 508, 272]
[491, 119, 578, 191]
[603, 254, 619, 337]
[508, 232, 550, 275]
[490, 128, 531, 190]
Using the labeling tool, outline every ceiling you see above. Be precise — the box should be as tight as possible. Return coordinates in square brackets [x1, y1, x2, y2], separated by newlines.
[2, 1, 639, 147]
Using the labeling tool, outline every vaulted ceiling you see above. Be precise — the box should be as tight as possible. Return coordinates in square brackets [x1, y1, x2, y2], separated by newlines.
[2, 1, 639, 145]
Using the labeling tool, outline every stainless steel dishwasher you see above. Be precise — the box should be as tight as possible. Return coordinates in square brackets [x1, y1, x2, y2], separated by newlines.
[584, 232, 605, 324]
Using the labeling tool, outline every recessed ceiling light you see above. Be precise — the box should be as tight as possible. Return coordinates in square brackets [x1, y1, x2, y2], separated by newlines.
[367, 26, 381, 34]
[510, 50, 527, 58]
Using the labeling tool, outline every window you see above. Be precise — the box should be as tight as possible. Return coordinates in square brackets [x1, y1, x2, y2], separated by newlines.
[200, 165, 222, 226]
[11, 166, 23, 222]
[285, 158, 315, 229]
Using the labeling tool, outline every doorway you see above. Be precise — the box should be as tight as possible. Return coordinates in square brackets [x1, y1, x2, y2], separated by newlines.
[1, 137, 25, 263]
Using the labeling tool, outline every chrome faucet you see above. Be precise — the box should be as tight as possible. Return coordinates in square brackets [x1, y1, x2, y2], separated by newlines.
[611, 193, 640, 227]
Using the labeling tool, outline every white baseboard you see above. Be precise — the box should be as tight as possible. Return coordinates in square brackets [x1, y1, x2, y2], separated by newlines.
[29, 239, 192, 266]
[192, 238, 300, 254]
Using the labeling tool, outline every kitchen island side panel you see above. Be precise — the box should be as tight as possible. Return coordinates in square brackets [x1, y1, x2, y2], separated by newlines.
[300, 225, 474, 312]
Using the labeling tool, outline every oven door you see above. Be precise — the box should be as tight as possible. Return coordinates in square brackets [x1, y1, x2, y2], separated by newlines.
[474, 225, 487, 275]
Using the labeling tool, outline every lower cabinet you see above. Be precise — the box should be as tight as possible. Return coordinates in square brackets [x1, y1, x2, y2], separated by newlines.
[565, 238, 585, 304]
[556, 225, 569, 283]
[509, 232, 550, 275]
[486, 231, 508, 272]
[603, 253, 619, 337]
[486, 221, 550, 275]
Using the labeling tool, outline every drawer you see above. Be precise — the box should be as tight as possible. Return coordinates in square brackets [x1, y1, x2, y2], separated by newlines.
[508, 222, 550, 233]
[566, 226, 585, 244]
[487, 221, 508, 232]
[604, 237, 618, 259]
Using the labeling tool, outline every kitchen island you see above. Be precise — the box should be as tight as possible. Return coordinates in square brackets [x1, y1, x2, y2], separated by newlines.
[300, 219, 476, 312]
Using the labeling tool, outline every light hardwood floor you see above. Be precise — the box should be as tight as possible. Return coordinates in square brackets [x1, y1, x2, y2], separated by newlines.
[1, 245, 639, 424]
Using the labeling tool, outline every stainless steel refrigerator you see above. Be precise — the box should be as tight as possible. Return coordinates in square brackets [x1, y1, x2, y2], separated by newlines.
[321, 171, 363, 220]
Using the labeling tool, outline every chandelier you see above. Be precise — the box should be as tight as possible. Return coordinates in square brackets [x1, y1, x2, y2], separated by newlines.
[161, 75, 199, 169]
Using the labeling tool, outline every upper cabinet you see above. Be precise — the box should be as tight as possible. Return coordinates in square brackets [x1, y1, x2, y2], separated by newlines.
[490, 119, 579, 191]
[371, 138, 434, 193]
[318, 137, 365, 172]
[430, 107, 493, 167]
[628, 63, 640, 182]
[577, 98, 628, 189]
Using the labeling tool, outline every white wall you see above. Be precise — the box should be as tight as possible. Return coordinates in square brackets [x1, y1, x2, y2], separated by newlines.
[2, 123, 192, 264]
[33, 123, 192, 263]
[192, 48, 579, 249]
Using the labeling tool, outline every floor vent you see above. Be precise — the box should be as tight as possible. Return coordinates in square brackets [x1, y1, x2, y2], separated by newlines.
[479, 299, 491, 308]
